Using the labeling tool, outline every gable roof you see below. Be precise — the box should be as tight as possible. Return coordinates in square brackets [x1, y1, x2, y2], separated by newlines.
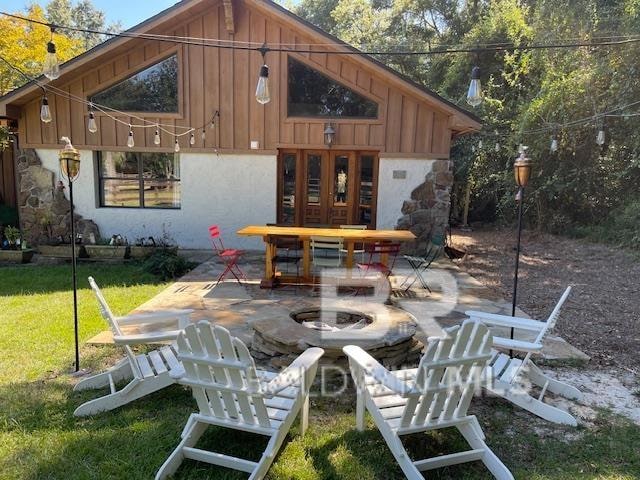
[0, 0, 481, 132]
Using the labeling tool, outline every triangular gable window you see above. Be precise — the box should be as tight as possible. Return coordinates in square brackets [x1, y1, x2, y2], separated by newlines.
[288, 57, 378, 118]
[91, 55, 178, 113]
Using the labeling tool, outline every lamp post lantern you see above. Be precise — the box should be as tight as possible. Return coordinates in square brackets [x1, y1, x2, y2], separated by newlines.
[324, 123, 336, 148]
[510, 147, 532, 354]
[59, 137, 81, 372]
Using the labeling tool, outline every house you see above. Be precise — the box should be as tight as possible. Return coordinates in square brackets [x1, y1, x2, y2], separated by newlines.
[0, 0, 480, 249]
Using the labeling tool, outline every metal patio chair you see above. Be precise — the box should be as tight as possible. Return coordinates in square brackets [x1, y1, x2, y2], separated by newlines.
[208, 224, 247, 285]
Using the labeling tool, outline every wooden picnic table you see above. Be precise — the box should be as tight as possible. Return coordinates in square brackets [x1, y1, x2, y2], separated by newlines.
[236, 225, 416, 285]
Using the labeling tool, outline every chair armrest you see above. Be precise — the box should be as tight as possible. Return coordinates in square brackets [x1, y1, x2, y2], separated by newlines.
[343, 345, 416, 397]
[263, 347, 324, 396]
[465, 310, 546, 331]
[113, 330, 182, 345]
[116, 309, 194, 327]
[493, 337, 544, 353]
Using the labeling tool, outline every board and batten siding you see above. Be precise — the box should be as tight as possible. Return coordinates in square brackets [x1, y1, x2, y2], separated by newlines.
[15, 0, 454, 157]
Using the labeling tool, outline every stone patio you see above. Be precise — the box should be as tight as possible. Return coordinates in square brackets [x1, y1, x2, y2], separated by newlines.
[88, 251, 588, 366]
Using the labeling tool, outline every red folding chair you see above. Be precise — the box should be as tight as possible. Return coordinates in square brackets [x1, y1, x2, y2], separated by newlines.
[354, 242, 401, 297]
[356, 242, 401, 278]
[208, 225, 247, 285]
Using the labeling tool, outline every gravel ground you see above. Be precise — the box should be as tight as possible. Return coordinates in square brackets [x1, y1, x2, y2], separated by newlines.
[450, 227, 640, 373]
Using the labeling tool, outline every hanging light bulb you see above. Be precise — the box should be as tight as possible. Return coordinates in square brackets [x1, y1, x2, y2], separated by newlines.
[466, 66, 482, 107]
[43, 28, 60, 80]
[190, 132, 195, 145]
[478, 139, 483, 149]
[87, 107, 98, 133]
[40, 96, 52, 123]
[255, 46, 271, 104]
[596, 129, 605, 146]
[550, 137, 558, 153]
[174, 137, 180, 153]
[154, 127, 161, 145]
[201, 128, 206, 142]
[127, 126, 135, 148]
[495, 142, 500, 152]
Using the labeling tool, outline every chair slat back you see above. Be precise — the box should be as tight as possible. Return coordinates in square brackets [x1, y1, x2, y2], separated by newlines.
[88, 276, 143, 378]
[402, 320, 492, 428]
[208, 225, 226, 254]
[311, 236, 343, 267]
[542, 286, 572, 334]
[175, 322, 271, 428]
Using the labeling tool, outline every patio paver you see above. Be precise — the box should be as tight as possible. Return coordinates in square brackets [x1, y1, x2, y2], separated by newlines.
[87, 252, 588, 363]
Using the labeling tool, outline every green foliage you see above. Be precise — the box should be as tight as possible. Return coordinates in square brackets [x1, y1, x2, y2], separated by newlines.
[572, 199, 640, 249]
[295, 0, 640, 236]
[3, 225, 20, 245]
[142, 248, 195, 280]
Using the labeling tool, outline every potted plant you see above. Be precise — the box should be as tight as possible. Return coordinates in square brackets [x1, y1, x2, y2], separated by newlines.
[35, 211, 88, 258]
[0, 226, 35, 264]
[128, 236, 157, 259]
[85, 234, 129, 259]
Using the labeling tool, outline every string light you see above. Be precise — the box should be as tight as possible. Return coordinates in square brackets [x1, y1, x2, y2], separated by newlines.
[550, 137, 558, 152]
[596, 128, 605, 146]
[154, 127, 161, 145]
[495, 142, 500, 152]
[127, 126, 134, 148]
[201, 128, 206, 141]
[255, 45, 271, 104]
[40, 96, 52, 123]
[466, 66, 482, 107]
[174, 137, 180, 152]
[43, 27, 60, 80]
[190, 132, 195, 145]
[87, 105, 98, 133]
[478, 139, 483, 149]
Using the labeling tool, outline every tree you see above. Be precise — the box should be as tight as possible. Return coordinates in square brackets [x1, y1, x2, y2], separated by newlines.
[45, 0, 121, 50]
[0, 5, 84, 95]
[295, 0, 640, 240]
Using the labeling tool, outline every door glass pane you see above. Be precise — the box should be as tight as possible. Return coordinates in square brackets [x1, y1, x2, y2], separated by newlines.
[282, 153, 296, 224]
[359, 155, 374, 224]
[307, 154, 321, 205]
[334, 155, 349, 205]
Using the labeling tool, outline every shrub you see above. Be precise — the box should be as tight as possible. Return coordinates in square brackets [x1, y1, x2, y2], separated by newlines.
[142, 248, 195, 280]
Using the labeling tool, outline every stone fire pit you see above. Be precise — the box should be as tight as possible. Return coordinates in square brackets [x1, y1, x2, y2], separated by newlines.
[251, 301, 423, 369]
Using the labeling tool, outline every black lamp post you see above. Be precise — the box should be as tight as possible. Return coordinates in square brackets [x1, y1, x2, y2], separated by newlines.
[59, 137, 81, 372]
[510, 147, 532, 354]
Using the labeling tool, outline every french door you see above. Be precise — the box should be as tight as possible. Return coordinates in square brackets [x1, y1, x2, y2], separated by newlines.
[277, 149, 378, 227]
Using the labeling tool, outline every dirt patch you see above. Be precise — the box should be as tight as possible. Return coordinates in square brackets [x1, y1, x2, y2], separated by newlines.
[449, 228, 640, 372]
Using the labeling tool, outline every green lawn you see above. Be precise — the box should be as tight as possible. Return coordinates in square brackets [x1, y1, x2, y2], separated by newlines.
[1, 264, 639, 479]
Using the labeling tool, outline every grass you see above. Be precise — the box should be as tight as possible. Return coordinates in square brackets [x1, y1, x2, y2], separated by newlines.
[1, 264, 639, 479]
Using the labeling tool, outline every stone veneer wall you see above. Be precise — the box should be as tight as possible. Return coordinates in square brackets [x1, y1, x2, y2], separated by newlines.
[16, 148, 99, 245]
[396, 159, 452, 253]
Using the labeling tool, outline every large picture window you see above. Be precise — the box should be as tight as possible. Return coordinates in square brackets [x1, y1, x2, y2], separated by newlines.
[287, 57, 378, 118]
[91, 55, 179, 113]
[98, 151, 181, 209]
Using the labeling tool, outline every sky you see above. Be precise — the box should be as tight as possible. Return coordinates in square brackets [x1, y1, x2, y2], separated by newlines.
[0, 1, 179, 29]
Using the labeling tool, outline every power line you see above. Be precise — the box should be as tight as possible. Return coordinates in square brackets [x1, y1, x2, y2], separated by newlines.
[2, 10, 640, 56]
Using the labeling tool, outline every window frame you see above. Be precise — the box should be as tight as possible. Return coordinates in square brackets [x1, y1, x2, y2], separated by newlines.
[95, 151, 182, 210]
[285, 55, 381, 123]
[86, 49, 183, 119]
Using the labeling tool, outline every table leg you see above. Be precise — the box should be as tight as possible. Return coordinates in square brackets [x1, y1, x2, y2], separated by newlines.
[302, 239, 311, 278]
[346, 240, 355, 269]
[264, 240, 274, 280]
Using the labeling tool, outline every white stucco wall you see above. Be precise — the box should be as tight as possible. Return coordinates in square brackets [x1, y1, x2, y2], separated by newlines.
[376, 158, 435, 229]
[36, 149, 277, 249]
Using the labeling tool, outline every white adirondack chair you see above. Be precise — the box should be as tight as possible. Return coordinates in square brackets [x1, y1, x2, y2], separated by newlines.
[466, 286, 583, 426]
[73, 277, 194, 417]
[343, 320, 514, 480]
[156, 321, 324, 480]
